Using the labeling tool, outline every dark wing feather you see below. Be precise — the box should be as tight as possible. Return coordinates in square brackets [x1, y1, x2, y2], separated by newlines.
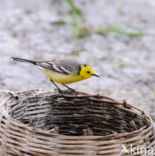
[36, 60, 81, 74]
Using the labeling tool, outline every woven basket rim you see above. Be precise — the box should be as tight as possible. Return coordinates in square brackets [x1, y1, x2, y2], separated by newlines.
[0, 88, 153, 140]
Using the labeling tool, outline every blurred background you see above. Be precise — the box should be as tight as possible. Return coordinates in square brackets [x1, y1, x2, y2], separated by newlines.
[0, 0, 155, 121]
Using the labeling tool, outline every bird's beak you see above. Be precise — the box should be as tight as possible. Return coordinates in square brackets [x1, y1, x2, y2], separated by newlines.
[93, 74, 100, 77]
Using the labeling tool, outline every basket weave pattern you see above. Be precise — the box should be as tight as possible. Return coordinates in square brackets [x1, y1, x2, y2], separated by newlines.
[0, 89, 154, 155]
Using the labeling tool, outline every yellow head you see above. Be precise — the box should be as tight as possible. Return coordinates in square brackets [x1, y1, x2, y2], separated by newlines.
[79, 64, 99, 79]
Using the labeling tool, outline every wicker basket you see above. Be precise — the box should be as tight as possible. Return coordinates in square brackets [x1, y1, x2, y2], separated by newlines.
[0, 89, 154, 156]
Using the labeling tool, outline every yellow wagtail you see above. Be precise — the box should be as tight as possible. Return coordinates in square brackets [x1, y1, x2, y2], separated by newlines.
[12, 57, 99, 92]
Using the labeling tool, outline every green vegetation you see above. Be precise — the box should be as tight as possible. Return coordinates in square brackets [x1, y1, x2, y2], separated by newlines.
[53, 20, 67, 25]
[64, 0, 86, 38]
[58, 1, 145, 38]
[65, 0, 82, 16]
[97, 25, 145, 37]
[119, 60, 126, 68]
[139, 103, 155, 107]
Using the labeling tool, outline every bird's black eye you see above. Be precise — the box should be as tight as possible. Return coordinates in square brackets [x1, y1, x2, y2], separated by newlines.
[87, 71, 90, 73]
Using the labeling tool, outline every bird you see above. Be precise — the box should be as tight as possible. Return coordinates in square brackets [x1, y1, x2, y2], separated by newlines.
[11, 57, 99, 92]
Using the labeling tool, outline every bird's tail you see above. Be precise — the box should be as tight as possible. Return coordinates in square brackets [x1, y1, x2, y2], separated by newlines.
[11, 57, 37, 65]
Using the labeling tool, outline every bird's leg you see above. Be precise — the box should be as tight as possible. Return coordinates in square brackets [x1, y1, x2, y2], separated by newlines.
[50, 80, 62, 93]
[62, 84, 76, 92]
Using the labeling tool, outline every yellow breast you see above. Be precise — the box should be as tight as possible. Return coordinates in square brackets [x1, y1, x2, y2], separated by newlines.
[42, 69, 87, 84]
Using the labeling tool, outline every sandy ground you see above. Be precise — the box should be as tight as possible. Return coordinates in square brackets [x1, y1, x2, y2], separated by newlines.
[0, 0, 155, 120]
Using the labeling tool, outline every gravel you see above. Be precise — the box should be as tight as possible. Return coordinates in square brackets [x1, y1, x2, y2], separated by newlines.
[0, 0, 154, 118]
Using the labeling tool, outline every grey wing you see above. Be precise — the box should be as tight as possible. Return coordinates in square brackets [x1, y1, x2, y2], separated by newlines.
[36, 60, 81, 74]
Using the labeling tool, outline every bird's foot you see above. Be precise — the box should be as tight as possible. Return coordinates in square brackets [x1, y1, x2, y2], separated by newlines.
[62, 84, 76, 92]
